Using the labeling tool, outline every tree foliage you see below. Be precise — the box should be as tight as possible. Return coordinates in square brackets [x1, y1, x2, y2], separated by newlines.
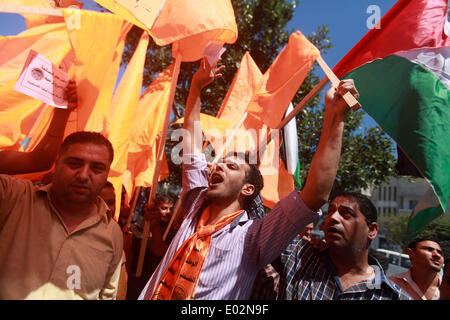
[119, 0, 396, 195]
[379, 214, 450, 258]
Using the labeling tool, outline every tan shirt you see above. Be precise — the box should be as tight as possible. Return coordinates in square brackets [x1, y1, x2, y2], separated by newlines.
[0, 174, 123, 300]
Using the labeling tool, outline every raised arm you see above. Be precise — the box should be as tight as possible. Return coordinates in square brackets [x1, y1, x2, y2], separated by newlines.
[182, 58, 224, 155]
[299, 79, 359, 211]
[0, 80, 77, 175]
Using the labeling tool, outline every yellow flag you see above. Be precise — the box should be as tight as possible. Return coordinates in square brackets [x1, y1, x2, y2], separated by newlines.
[61, 8, 130, 132]
[107, 31, 149, 176]
[105, 31, 149, 219]
[123, 63, 177, 195]
[0, 23, 71, 148]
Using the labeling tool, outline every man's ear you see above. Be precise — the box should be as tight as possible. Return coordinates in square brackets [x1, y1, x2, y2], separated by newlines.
[368, 222, 378, 241]
[241, 183, 255, 198]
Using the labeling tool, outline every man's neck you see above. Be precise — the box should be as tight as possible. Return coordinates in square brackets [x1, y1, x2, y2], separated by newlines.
[410, 266, 439, 298]
[329, 249, 374, 291]
[207, 198, 242, 225]
[49, 190, 96, 233]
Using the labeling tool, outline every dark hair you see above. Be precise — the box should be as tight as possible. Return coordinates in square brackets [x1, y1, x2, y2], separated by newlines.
[329, 191, 378, 225]
[407, 237, 439, 250]
[155, 194, 175, 206]
[59, 131, 114, 164]
[225, 151, 264, 209]
[444, 258, 450, 273]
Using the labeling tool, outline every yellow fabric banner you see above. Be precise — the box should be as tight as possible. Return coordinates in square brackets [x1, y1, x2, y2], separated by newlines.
[61, 8, 130, 133]
[123, 62, 176, 196]
[105, 31, 149, 219]
[0, 23, 71, 148]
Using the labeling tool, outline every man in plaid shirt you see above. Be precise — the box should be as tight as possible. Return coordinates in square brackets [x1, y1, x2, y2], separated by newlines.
[279, 191, 411, 300]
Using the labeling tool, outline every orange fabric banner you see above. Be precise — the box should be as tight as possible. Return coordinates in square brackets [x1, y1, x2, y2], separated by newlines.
[123, 62, 177, 196]
[246, 31, 319, 129]
[61, 8, 130, 133]
[153, 0, 238, 61]
[95, 0, 238, 62]
[0, 22, 71, 148]
[105, 31, 149, 219]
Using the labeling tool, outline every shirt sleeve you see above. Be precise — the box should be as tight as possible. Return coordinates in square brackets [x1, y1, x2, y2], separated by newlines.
[0, 174, 34, 229]
[245, 190, 321, 268]
[180, 154, 209, 219]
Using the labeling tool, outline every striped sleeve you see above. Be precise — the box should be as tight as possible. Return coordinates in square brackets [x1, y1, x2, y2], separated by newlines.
[245, 191, 321, 269]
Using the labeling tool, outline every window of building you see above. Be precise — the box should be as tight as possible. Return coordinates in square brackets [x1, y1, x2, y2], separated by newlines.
[393, 187, 397, 201]
[388, 187, 391, 201]
[409, 200, 418, 210]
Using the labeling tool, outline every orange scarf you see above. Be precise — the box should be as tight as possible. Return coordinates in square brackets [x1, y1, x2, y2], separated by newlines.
[145, 207, 244, 300]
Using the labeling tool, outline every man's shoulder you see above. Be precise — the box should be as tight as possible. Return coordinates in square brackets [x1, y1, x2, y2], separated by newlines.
[0, 173, 36, 196]
[281, 237, 322, 269]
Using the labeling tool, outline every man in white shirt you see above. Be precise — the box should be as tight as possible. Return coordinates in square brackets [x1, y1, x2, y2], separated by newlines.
[390, 237, 444, 300]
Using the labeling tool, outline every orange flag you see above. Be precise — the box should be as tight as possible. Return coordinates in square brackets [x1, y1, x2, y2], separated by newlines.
[95, 0, 238, 62]
[61, 8, 130, 133]
[0, 22, 72, 148]
[177, 52, 294, 208]
[123, 62, 178, 196]
[105, 31, 149, 220]
[246, 31, 319, 129]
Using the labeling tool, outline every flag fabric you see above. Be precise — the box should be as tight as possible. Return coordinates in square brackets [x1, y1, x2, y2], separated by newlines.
[0, 22, 72, 148]
[105, 31, 149, 220]
[335, 0, 450, 236]
[95, 0, 238, 62]
[123, 62, 177, 196]
[0, 0, 82, 29]
[281, 103, 302, 189]
[61, 8, 130, 133]
[246, 31, 320, 129]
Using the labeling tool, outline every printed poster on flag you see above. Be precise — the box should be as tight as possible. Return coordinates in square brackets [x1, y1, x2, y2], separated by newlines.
[14, 50, 71, 109]
[116, 0, 166, 29]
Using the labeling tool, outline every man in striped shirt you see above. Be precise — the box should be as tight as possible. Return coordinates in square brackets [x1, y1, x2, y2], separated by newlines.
[279, 191, 411, 300]
[139, 59, 359, 300]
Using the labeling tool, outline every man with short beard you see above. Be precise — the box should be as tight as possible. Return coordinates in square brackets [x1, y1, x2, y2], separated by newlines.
[0, 131, 123, 299]
[390, 237, 444, 300]
[279, 191, 411, 300]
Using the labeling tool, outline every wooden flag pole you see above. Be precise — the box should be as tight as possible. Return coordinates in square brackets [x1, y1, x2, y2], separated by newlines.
[123, 186, 141, 233]
[135, 55, 182, 277]
[276, 55, 361, 132]
[276, 77, 329, 130]
[316, 55, 361, 111]
[0, 4, 63, 16]
[162, 195, 182, 242]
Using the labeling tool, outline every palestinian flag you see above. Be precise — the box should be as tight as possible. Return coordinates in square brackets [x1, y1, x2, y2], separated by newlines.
[334, 0, 450, 237]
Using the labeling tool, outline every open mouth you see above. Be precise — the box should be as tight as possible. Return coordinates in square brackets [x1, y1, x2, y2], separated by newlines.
[209, 173, 224, 186]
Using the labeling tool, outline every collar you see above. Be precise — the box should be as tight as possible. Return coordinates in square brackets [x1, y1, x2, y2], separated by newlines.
[324, 252, 401, 295]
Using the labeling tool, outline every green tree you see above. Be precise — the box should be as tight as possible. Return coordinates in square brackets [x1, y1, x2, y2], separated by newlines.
[118, 0, 396, 196]
[379, 214, 450, 258]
